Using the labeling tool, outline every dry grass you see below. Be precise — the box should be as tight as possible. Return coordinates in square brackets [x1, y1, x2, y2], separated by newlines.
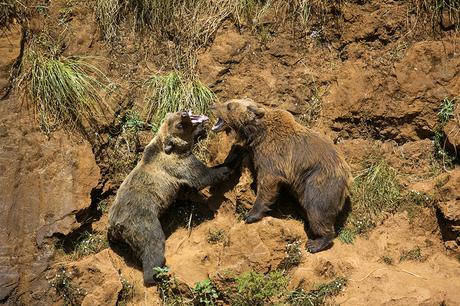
[0, 0, 21, 29]
[19, 47, 112, 134]
[143, 71, 215, 130]
[413, 0, 460, 29]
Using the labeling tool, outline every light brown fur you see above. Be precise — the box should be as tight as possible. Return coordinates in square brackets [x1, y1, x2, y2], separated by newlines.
[108, 111, 229, 284]
[212, 99, 352, 253]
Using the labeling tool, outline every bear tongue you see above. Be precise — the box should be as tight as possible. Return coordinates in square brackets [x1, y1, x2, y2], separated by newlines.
[212, 118, 224, 131]
[190, 114, 209, 124]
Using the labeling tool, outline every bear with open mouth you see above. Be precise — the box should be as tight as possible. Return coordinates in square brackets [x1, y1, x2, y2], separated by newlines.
[108, 111, 230, 285]
[211, 98, 352, 253]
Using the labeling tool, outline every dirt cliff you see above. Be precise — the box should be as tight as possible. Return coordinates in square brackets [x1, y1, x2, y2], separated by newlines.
[0, 0, 459, 305]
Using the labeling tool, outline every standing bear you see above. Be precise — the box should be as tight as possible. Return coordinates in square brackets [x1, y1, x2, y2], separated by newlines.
[211, 99, 352, 253]
[108, 111, 230, 285]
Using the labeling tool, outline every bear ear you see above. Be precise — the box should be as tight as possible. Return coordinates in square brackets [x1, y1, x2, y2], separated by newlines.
[247, 105, 265, 118]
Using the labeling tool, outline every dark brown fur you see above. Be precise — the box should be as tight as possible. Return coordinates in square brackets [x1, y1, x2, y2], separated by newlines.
[108, 111, 229, 285]
[211, 99, 352, 253]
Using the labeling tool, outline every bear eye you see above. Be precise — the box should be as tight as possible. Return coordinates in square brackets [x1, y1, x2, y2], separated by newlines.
[227, 103, 233, 111]
[176, 123, 183, 129]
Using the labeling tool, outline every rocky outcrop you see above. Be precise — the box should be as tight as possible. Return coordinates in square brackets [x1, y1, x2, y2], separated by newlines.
[0, 98, 100, 302]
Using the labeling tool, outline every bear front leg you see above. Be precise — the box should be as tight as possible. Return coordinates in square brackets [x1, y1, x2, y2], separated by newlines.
[190, 164, 231, 190]
[244, 175, 281, 223]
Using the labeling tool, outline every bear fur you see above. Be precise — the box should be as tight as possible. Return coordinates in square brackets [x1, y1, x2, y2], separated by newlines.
[211, 98, 352, 253]
[108, 111, 230, 285]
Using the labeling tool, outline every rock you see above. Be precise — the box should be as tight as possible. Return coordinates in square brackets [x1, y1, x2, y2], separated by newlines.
[0, 98, 100, 302]
[63, 250, 122, 306]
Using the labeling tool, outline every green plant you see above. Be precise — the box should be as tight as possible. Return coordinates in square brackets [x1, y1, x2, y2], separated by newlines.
[72, 231, 108, 259]
[278, 239, 303, 271]
[338, 228, 355, 244]
[118, 277, 134, 306]
[193, 279, 219, 306]
[233, 271, 288, 305]
[287, 277, 347, 306]
[207, 229, 225, 244]
[351, 157, 402, 222]
[50, 266, 86, 306]
[434, 97, 456, 168]
[400, 246, 427, 262]
[143, 71, 215, 130]
[20, 49, 111, 134]
[380, 255, 394, 265]
[152, 267, 187, 305]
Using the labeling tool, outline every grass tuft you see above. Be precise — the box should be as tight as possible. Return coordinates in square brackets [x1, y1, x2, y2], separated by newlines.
[207, 229, 226, 244]
[193, 279, 219, 306]
[352, 158, 402, 221]
[118, 277, 135, 306]
[288, 277, 347, 306]
[434, 97, 456, 168]
[399, 246, 427, 262]
[143, 71, 215, 130]
[278, 239, 303, 271]
[72, 231, 108, 259]
[19, 49, 112, 134]
[338, 228, 356, 244]
[0, 0, 20, 29]
[414, 0, 460, 30]
[50, 266, 86, 306]
[233, 271, 288, 305]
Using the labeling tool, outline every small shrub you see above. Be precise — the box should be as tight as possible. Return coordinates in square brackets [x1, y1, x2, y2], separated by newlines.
[50, 266, 86, 306]
[287, 277, 347, 306]
[433, 97, 456, 168]
[19, 49, 112, 134]
[338, 228, 355, 245]
[118, 277, 134, 306]
[152, 267, 187, 305]
[351, 158, 402, 224]
[143, 71, 215, 131]
[413, 0, 460, 30]
[72, 231, 108, 259]
[207, 229, 225, 244]
[399, 246, 427, 262]
[233, 271, 288, 306]
[193, 279, 219, 306]
[380, 255, 394, 265]
[278, 239, 303, 271]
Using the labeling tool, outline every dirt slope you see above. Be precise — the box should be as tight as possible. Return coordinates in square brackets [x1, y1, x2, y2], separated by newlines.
[0, 0, 459, 305]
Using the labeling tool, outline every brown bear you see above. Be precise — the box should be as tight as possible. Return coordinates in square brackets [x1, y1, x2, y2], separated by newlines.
[108, 111, 230, 285]
[211, 98, 352, 253]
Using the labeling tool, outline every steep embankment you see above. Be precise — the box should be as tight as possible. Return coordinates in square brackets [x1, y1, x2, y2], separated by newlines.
[0, 0, 459, 305]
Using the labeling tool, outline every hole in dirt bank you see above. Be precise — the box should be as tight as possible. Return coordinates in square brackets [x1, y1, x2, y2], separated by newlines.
[435, 208, 460, 243]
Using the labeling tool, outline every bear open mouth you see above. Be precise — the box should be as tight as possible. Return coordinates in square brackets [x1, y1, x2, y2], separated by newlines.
[189, 111, 209, 125]
[212, 118, 225, 132]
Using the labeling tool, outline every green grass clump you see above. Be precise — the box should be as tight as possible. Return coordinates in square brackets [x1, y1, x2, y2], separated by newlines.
[352, 158, 402, 221]
[143, 71, 215, 130]
[193, 279, 219, 306]
[50, 266, 86, 305]
[288, 277, 347, 306]
[72, 231, 108, 259]
[233, 271, 288, 305]
[118, 277, 135, 306]
[434, 97, 456, 167]
[20, 50, 111, 134]
[207, 229, 226, 244]
[380, 255, 394, 265]
[278, 239, 303, 271]
[338, 228, 356, 244]
[399, 246, 427, 262]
